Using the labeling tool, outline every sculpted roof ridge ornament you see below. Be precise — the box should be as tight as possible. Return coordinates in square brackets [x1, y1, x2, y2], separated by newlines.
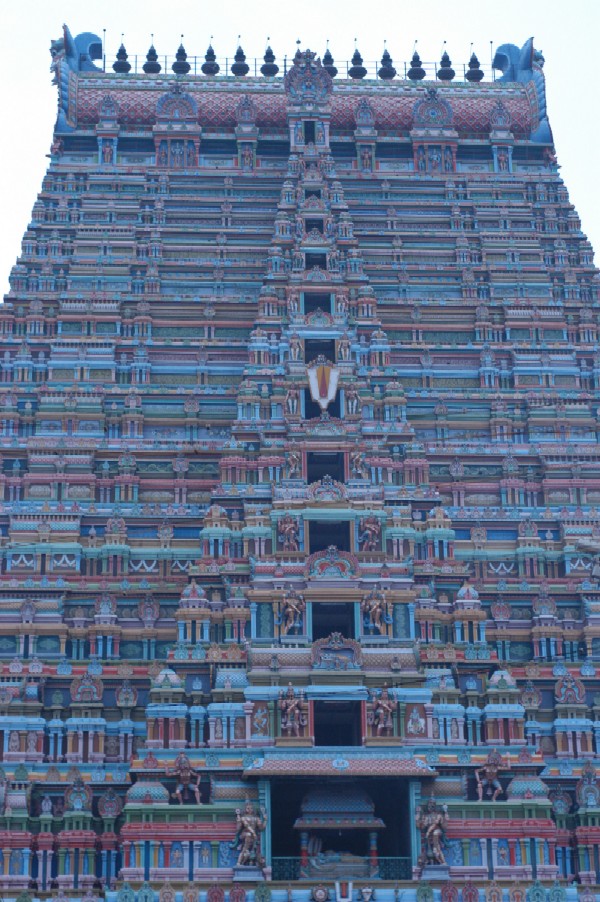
[156, 86, 198, 121]
[412, 88, 454, 130]
[284, 48, 333, 107]
[493, 37, 550, 141]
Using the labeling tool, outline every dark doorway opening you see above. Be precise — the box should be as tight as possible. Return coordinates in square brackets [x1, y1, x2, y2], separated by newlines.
[306, 218, 324, 233]
[308, 520, 350, 553]
[305, 252, 327, 269]
[306, 451, 345, 483]
[304, 389, 341, 419]
[305, 338, 336, 363]
[305, 189, 322, 199]
[314, 701, 361, 746]
[303, 292, 332, 315]
[312, 601, 355, 639]
[304, 121, 316, 143]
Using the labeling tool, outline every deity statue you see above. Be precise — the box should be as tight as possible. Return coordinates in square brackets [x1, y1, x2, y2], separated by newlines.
[279, 586, 305, 636]
[350, 446, 368, 478]
[345, 384, 362, 416]
[242, 145, 254, 169]
[167, 752, 201, 805]
[428, 147, 441, 172]
[231, 798, 267, 867]
[416, 797, 449, 867]
[336, 294, 348, 315]
[278, 683, 307, 737]
[289, 333, 303, 361]
[358, 515, 381, 552]
[407, 706, 426, 735]
[285, 388, 299, 416]
[338, 334, 351, 362]
[286, 446, 302, 478]
[361, 587, 389, 633]
[278, 514, 300, 552]
[476, 749, 506, 802]
[369, 685, 396, 736]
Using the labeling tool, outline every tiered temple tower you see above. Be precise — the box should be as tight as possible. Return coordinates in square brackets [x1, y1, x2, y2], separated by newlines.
[0, 23, 599, 902]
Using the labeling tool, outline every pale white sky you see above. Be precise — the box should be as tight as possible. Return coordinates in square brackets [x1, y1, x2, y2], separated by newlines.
[1, 0, 598, 294]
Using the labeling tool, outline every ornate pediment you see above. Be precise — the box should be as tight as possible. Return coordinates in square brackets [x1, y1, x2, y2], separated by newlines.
[284, 49, 333, 107]
[306, 545, 359, 579]
[311, 632, 362, 669]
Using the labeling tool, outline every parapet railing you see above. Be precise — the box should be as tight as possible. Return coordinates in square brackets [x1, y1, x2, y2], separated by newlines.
[270, 856, 413, 881]
[102, 54, 496, 83]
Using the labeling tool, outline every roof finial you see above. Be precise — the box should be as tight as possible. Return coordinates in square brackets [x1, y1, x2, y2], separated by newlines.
[323, 42, 337, 77]
[437, 44, 455, 81]
[113, 36, 131, 73]
[349, 43, 366, 79]
[466, 45, 483, 83]
[408, 42, 425, 80]
[202, 39, 219, 75]
[231, 40, 249, 76]
[261, 41, 279, 76]
[143, 34, 161, 74]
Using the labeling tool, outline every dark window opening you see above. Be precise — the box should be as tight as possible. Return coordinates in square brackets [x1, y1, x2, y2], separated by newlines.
[304, 388, 341, 419]
[256, 140, 291, 157]
[305, 189, 322, 199]
[306, 252, 327, 270]
[118, 137, 156, 153]
[312, 601, 355, 639]
[306, 218, 324, 233]
[308, 519, 350, 553]
[330, 142, 357, 161]
[314, 701, 361, 746]
[202, 139, 239, 155]
[305, 338, 336, 363]
[303, 292, 332, 315]
[307, 451, 344, 483]
[62, 136, 99, 153]
[304, 121, 316, 143]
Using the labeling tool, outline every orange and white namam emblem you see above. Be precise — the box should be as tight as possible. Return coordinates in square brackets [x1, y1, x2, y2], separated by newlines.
[307, 358, 339, 411]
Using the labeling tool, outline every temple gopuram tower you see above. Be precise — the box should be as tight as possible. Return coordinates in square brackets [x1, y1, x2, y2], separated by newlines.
[0, 24, 598, 902]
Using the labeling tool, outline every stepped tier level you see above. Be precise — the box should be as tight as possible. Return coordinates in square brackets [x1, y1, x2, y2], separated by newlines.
[0, 22, 599, 902]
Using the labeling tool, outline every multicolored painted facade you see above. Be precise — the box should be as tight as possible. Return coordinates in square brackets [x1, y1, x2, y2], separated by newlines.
[1, 23, 599, 902]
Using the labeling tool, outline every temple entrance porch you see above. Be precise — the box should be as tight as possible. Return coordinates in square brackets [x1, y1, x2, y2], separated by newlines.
[270, 777, 412, 881]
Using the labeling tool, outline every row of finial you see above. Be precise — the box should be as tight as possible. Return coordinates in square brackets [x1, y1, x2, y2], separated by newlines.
[112, 40, 485, 82]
